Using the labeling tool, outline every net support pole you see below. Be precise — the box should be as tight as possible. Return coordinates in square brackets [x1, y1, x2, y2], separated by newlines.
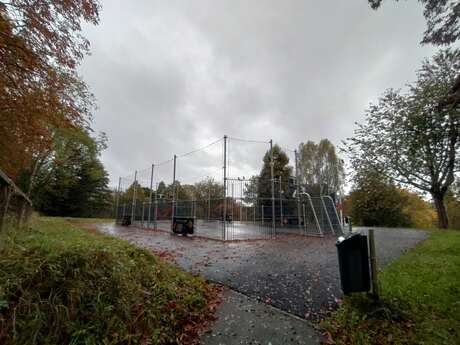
[294, 149, 302, 229]
[131, 170, 138, 223]
[279, 176, 283, 226]
[172, 155, 177, 230]
[208, 188, 211, 222]
[223, 135, 227, 240]
[115, 177, 121, 223]
[270, 139, 275, 237]
[148, 164, 154, 228]
[154, 182, 158, 230]
[240, 179, 243, 222]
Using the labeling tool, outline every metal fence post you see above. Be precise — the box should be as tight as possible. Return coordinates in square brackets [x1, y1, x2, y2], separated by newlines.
[154, 182, 158, 230]
[223, 135, 227, 240]
[115, 177, 121, 222]
[270, 139, 275, 237]
[131, 171, 138, 224]
[172, 155, 176, 230]
[193, 198, 196, 220]
[294, 149, 302, 229]
[208, 184, 211, 221]
[148, 164, 154, 228]
[279, 176, 283, 226]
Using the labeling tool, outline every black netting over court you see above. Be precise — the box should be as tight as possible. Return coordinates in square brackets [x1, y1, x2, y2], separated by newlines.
[115, 136, 343, 240]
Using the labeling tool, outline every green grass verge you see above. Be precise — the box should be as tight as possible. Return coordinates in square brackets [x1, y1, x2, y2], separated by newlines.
[0, 217, 219, 345]
[320, 230, 460, 345]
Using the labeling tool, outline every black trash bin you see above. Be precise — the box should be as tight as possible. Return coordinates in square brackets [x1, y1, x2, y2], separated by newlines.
[121, 215, 131, 226]
[172, 217, 194, 235]
[336, 233, 370, 294]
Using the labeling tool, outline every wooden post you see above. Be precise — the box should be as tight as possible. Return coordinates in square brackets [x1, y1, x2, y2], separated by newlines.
[0, 186, 12, 232]
[368, 229, 380, 300]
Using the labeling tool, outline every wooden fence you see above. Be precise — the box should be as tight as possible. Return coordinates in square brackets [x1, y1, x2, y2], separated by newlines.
[0, 168, 33, 231]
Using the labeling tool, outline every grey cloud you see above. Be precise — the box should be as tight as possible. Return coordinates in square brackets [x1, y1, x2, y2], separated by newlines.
[79, 0, 437, 187]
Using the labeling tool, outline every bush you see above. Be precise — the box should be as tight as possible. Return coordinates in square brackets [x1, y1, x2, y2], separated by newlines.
[348, 171, 411, 227]
[0, 217, 217, 345]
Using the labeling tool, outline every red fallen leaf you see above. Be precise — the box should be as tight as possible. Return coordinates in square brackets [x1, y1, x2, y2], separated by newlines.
[165, 300, 177, 310]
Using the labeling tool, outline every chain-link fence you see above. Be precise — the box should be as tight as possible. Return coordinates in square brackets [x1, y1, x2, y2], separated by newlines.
[115, 136, 343, 241]
[0, 168, 33, 231]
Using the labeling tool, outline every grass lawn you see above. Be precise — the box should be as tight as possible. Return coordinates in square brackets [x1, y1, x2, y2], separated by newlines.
[0, 217, 219, 345]
[320, 229, 460, 345]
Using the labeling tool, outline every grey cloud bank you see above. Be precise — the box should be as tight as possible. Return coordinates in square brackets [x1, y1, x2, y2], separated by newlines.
[79, 0, 436, 187]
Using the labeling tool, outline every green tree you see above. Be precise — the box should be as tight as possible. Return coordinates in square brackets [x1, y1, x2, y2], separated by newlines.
[349, 169, 411, 227]
[257, 144, 293, 200]
[346, 49, 460, 228]
[298, 139, 344, 197]
[193, 178, 224, 201]
[33, 128, 112, 217]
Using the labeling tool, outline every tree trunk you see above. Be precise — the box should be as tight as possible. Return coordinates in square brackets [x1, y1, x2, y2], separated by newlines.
[432, 192, 449, 229]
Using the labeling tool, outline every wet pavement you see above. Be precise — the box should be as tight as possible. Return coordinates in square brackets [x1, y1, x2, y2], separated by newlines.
[201, 287, 320, 345]
[93, 222, 428, 321]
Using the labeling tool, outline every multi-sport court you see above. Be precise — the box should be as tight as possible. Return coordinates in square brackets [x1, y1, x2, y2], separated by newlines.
[115, 136, 343, 241]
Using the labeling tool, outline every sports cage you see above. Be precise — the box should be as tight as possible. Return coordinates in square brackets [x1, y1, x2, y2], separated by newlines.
[115, 136, 343, 240]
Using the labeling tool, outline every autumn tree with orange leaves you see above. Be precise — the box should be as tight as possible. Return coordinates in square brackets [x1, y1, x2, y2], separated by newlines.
[0, 0, 101, 192]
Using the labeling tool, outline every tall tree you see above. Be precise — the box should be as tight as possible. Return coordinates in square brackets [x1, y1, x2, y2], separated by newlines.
[346, 49, 460, 228]
[257, 144, 293, 200]
[0, 0, 100, 181]
[298, 139, 344, 197]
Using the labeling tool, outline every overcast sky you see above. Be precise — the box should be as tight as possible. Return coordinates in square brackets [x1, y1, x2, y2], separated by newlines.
[79, 0, 437, 188]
